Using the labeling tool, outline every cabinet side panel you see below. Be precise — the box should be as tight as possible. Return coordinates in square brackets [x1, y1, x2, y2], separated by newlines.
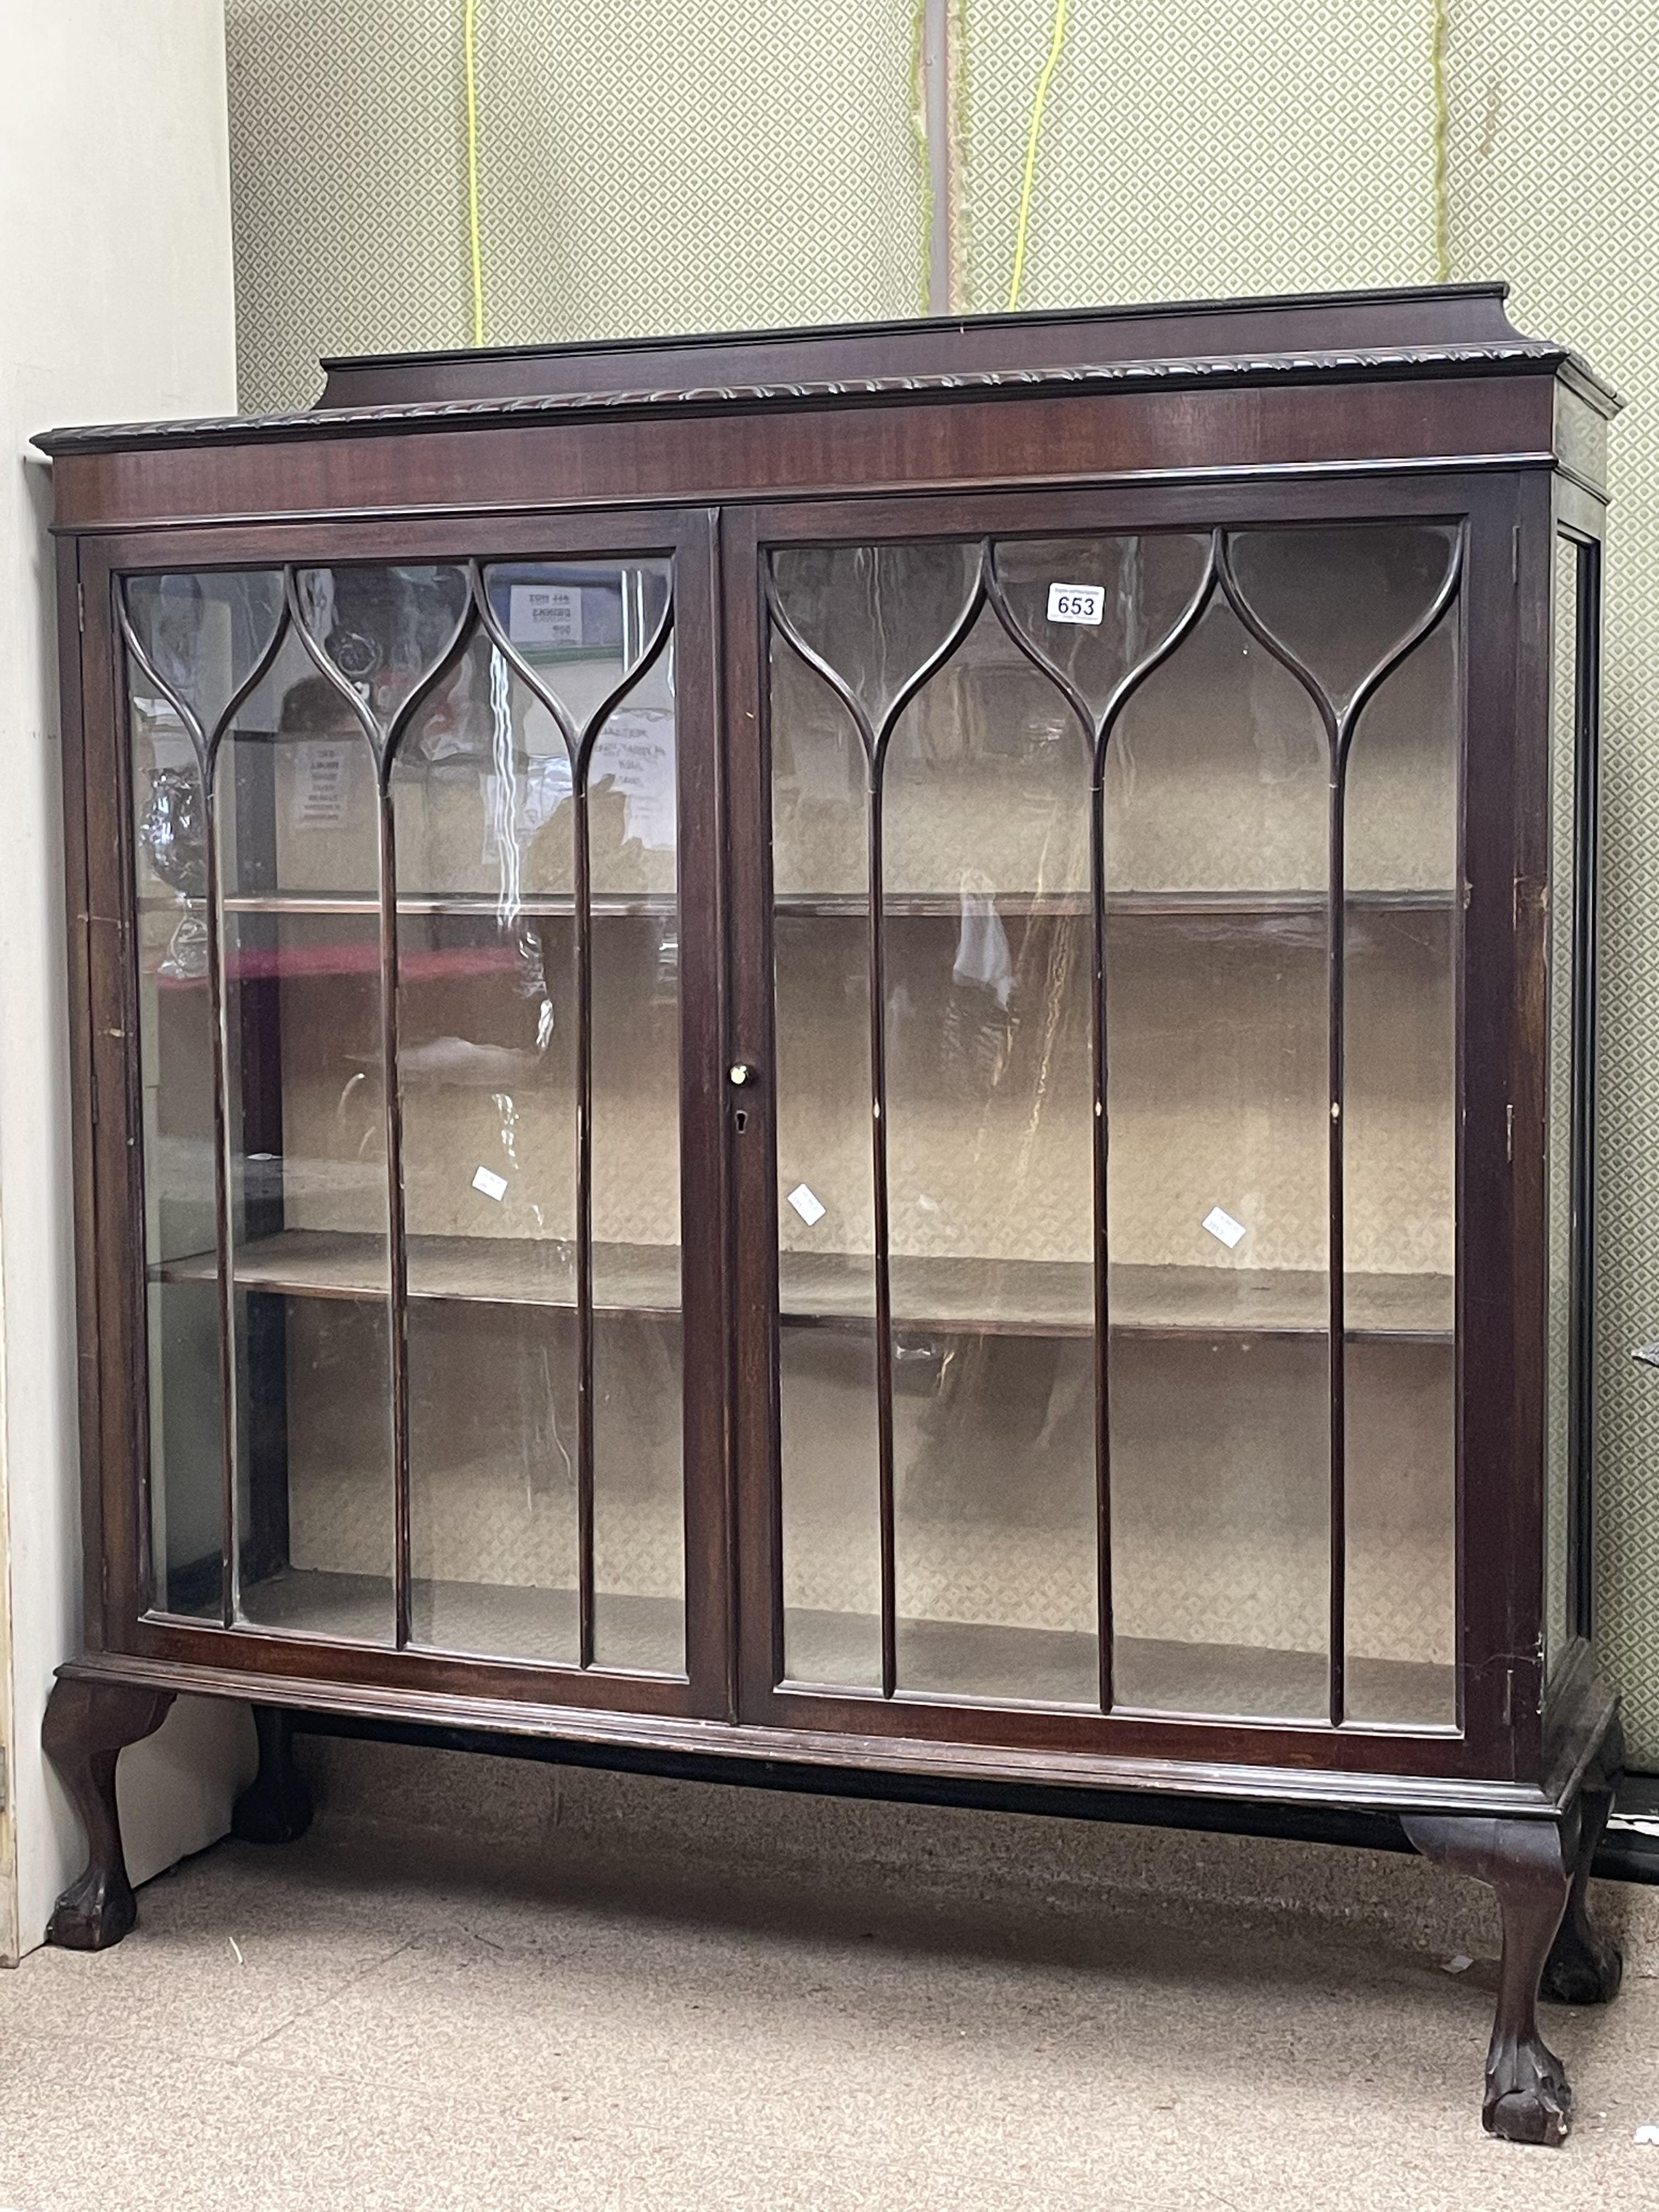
[1468, 476, 1552, 1778]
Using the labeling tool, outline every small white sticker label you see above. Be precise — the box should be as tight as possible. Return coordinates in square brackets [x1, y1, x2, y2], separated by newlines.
[1201, 1205, 1248, 1250]
[787, 1183, 827, 1227]
[1047, 582, 1105, 627]
[292, 741, 350, 830]
[472, 1165, 509, 1202]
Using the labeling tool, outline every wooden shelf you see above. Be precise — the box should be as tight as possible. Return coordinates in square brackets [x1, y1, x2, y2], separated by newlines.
[235, 1567, 685, 1673]
[787, 1251, 1452, 1341]
[784, 1607, 1454, 1726]
[141, 887, 1455, 923]
[778, 888, 1457, 921]
[156, 944, 528, 988]
[140, 891, 675, 921]
[221, 1569, 1451, 1725]
[154, 1229, 1452, 1341]
[156, 1230, 684, 1314]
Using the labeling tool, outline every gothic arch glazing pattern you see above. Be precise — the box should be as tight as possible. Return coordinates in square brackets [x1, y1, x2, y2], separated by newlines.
[765, 520, 1463, 1723]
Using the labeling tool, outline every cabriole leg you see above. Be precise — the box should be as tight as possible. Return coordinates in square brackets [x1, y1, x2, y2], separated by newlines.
[42, 1675, 176, 1951]
[1403, 1812, 1575, 2146]
[232, 1705, 313, 1846]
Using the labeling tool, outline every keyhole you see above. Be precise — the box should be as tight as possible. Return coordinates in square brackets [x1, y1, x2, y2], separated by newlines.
[733, 1108, 748, 1133]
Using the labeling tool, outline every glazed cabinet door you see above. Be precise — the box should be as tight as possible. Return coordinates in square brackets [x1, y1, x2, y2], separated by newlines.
[726, 486, 1508, 1770]
[86, 511, 729, 1715]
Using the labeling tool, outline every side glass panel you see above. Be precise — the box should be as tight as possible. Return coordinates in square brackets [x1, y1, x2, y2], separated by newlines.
[1545, 535, 1589, 1679]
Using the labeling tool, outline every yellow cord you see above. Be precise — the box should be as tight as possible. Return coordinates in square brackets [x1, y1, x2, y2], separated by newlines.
[1007, 0, 1069, 311]
[1430, 0, 1450, 282]
[464, 0, 486, 345]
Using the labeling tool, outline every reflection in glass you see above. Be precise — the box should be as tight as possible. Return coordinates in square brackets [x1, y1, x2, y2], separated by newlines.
[130, 678, 221, 1615]
[588, 633, 684, 1672]
[1342, 571, 1459, 1726]
[394, 633, 580, 1661]
[482, 560, 670, 695]
[1545, 537, 1585, 1678]
[125, 570, 285, 738]
[1107, 592, 1330, 1719]
[1227, 524, 1458, 712]
[770, 542, 979, 729]
[216, 630, 396, 1641]
[294, 565, 469, 729]
[883, 610, 1095, 1702]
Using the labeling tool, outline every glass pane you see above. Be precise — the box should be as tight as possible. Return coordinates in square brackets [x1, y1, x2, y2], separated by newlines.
[770, 542, 979, 729]
[772, 649, 882, 1686]
[1106, 591, 1331, 1719]
[1227, 524, 1458, 712]
[482, 559, 671, 726]
[392, 554, 683, 1673]
[770, 545, 1099, 1707]
[883, 607, 1096, 1703]
[1342, 583, 1459, 1725]
[130, 676, 221, 1616]
[1545, 537, 1586, 1678]
[294, 565, 469, 726]
[218, 629, 395, 1640]
[991, 534, 1211, 720]
[125, 570, 284, 738]
[393, 631, 581, 1661]
[588, 628, 684, 1671]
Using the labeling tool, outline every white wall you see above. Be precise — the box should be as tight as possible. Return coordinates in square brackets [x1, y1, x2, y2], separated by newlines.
[0, 0, 256, 1959]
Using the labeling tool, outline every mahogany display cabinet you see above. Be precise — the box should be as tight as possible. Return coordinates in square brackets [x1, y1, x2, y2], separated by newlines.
[37, 283, 1622, 2143]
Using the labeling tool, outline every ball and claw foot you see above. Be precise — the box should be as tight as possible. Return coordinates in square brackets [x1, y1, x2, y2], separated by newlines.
[1486, 2034, 1572, 2147]
[232, 1706, 314, 1847]
[46, 1864, 138, 1953]
[1542, 1917, 1623, 2007]
[1541, 1778, 1623, 2007]
[41, 1673, 176, 1952]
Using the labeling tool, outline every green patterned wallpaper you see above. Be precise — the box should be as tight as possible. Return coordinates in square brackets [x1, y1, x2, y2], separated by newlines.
[957, 0, 1439, 309]
[224, 0, 927, 413]
[223, 1, 1659, 1759]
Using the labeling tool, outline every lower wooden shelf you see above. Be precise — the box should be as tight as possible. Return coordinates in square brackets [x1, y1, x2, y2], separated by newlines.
[223, 1570, 1452, 1728]
[783, 1608, 1453, 1725]
[236, 1567, 687, 1674]
[154, 1229, 1453, 1343]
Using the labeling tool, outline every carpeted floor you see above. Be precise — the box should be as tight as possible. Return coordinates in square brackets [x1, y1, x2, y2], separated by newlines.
[0, 1820, 1655, 2211]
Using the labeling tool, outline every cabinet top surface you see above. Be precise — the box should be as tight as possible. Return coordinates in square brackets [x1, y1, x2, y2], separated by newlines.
[33, 281, 1618, 459]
